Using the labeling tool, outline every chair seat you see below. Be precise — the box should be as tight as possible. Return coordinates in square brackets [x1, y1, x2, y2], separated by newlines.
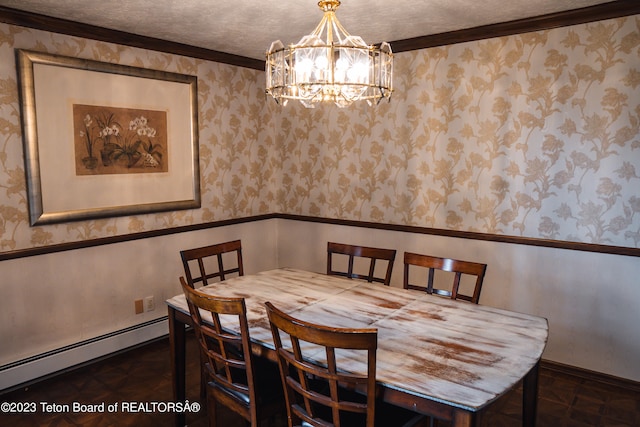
[207, 355, 283, 407]
[210, 381, 251, 406]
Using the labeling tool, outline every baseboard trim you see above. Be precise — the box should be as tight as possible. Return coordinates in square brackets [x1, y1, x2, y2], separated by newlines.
[541, 359, 640, 392]
[0, 317, 168, 393]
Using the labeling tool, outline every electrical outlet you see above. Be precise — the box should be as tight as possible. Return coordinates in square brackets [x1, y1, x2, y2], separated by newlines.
[134, 299, 144, 314]
[144, 296, 155, 312]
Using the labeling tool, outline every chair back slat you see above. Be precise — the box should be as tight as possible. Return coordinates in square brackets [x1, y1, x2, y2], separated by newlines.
[327, 242, 396, 286]
[181, 239, 244, 288]
[180, 277, 259, 422]
[266, 301, 378, 427]
[404, 252, 487, 304]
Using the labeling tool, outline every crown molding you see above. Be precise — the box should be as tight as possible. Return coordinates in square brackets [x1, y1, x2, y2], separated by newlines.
[0, 6, 264, 70]
[391, 0, 640, 52]
[1, 1, 638, 71]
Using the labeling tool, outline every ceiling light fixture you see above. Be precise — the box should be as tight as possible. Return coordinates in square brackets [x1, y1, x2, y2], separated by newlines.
[265, 0, 393, 108]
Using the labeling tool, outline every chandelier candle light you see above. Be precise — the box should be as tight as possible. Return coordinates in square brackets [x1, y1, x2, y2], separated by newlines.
[265, 0, 393, 108]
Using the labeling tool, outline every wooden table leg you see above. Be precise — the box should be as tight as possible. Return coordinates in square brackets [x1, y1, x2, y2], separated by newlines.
[522, 360, 540, 427]
[451, 408, 476, 427]
[168, 306, 187, 427]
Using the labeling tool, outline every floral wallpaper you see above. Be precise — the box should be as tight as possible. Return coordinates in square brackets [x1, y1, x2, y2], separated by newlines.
[0, 15, 639, 252]
[0, 23, 274, 251]
[276, 15, 640, 248]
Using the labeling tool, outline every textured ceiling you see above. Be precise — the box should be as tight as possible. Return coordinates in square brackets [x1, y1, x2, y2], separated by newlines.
[0, 0, 617, 60]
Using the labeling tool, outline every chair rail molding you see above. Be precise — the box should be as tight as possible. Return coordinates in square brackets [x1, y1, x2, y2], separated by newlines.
[1, 214, 638, 262]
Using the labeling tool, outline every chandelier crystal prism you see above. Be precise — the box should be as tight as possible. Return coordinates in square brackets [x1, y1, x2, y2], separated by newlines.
[265, 0, 393, 108]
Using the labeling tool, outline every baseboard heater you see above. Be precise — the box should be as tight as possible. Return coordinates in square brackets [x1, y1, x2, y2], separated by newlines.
[0, 317, 168, 392]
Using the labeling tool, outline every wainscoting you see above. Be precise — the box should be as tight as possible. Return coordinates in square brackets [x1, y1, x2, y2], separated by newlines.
[2, 215, 639, 392]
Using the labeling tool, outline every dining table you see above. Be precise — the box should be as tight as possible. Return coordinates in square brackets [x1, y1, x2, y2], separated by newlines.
[166, 268, 548, 427]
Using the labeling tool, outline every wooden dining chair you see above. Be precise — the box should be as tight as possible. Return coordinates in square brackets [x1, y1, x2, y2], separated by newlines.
[181, 239, 244, 288]
[180, 277, 284, 427]
[327, 242, 397, 286]
[265, 301, 426, 427]
[403, 252, 487, 303]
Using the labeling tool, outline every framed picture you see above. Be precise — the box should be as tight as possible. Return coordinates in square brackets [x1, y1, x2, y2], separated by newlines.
[16, 49, 200, 225]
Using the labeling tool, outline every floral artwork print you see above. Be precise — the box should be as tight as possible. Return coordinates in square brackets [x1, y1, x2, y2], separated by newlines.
[73, 104, 168, 175]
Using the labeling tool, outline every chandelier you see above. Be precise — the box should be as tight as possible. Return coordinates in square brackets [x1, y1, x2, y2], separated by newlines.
[265, 0, 393, 108]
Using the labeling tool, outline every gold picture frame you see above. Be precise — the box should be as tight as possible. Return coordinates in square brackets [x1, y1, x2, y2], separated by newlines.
[16, 49, 200, 225]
